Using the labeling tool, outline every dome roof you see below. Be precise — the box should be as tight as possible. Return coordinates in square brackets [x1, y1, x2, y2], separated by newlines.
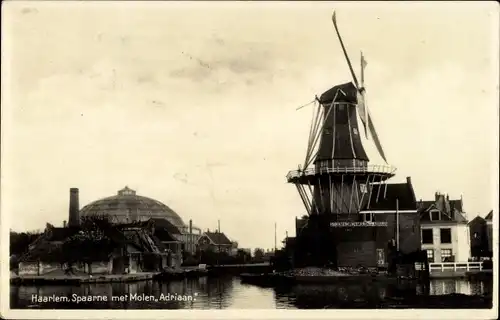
[79, 186, 185, 229]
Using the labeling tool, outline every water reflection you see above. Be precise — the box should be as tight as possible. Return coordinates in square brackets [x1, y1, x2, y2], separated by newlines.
[273, 280, 424, 309]
[10, 277, 492, 309]
[429, 279, 492, 296]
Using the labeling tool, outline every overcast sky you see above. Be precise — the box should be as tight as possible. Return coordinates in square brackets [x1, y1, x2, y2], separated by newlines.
[2, 1, 498, 249]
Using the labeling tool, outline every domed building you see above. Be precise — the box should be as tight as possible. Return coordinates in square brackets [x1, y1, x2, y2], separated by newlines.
[74, 186, 201, 254]
[80, 186, 185, 229]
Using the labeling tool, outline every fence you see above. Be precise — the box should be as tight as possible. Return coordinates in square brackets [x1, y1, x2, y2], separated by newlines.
[415, 262, 484, 273]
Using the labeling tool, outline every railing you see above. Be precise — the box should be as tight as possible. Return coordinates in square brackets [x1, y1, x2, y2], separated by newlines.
[415, 262, 484, 272]
[286, 165, 397, 180]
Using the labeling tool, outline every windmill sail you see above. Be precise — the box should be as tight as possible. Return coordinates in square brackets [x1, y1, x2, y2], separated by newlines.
[332, 11, 388, 162]
[356, 90, 368, 139]
[332, 12, 368, 137]
[359, 52, 369, 138]
[367, 110, 387, 163]
[332, 12, 359, 88]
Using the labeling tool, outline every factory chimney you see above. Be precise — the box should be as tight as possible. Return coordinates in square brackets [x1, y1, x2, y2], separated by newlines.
[68, 188, 80, 227]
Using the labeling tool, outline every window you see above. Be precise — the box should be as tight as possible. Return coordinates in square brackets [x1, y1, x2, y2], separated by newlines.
[360, 184, 367, 193]
[441, 249, 453, 262]
[363, 213, 373, 222]
[353, 128, 358, 135]
[440, 228, 452, 244]
[319, 160, 329, 170]
[430, 210, 441, 221]
[474, 232, 479, 239]
[422, 229, 433, 244]
[426, 249, 435, 263]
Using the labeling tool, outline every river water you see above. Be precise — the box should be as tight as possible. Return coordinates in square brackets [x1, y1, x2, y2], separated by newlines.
[10, 277, 492, 309]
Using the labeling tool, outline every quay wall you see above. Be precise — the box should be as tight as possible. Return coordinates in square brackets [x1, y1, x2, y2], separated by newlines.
[208, 263, 273, 275]
[18, 260, 113, 276]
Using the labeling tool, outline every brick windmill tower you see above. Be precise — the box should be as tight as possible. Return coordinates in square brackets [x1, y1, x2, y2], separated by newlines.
[287, 12, 397, 268]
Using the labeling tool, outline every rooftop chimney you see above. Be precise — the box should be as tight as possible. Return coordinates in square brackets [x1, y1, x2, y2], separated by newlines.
[63, 220, 67, 228]
[189, 219, 193, 234]
[68, 188, 80, 227]
[406, 176, 412, 186]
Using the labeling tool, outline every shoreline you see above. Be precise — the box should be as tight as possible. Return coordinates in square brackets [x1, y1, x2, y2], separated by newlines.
[10, 268, 211, 285]
[10, 272, 160, 285]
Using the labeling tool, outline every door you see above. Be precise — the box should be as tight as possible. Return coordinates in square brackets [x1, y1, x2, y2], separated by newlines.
[377, 248, 385, 266]
[337, 241, 377, 267]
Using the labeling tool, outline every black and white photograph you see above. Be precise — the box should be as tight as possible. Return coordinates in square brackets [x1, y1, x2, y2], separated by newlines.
[1, 1, 498, 319]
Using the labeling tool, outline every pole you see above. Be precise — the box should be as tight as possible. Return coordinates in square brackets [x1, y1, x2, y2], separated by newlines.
[217, 220, 221, 265]
[274, 222, 277, 252]
[396, 198, 400, 252]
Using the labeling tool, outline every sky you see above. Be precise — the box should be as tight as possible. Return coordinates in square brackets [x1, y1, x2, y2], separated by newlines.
[1, 1, 498, 249]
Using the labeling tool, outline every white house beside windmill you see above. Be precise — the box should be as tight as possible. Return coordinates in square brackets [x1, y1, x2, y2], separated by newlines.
[417, 192, 470, 263]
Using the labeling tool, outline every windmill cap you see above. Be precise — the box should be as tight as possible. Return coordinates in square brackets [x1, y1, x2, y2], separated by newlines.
[319, 82, 358, 104]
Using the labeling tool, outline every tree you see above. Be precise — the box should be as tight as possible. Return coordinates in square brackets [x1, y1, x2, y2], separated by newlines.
[61, 215, 118, 274]
[236, 249, 251, 264]
[253, 248, 265, 262]
[10, 230, 43, 256]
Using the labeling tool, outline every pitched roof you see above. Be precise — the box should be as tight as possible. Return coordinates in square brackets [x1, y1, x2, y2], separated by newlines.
[118, 219, 178, 243]
[468, 215, 486, 226]
[454, 211, 468, 223]
[46, 227, 81, 241]
[116, 218, 181, 235]
[362, 181, 417, 211]
[21, 223, 163, 262]
[418, 194, 468, 223]
[449, 200, 463, 213]
[204, 232, 232, 245]
[417, 200, 434, 212]
[148, 218, 181, 235]
[153, 228, 178, 242]
[485, 210, 493, 221]
[121, 228, 167, 253]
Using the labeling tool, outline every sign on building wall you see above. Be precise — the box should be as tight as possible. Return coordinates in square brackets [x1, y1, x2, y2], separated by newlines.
[329, 221, 388, 227]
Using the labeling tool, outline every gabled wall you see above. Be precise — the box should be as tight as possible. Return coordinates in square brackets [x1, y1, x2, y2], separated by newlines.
[420, 222, 470, 262]
[455, 224, 470, 261]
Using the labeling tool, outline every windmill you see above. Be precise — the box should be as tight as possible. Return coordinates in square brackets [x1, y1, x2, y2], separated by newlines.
[287, 11, 397, 268]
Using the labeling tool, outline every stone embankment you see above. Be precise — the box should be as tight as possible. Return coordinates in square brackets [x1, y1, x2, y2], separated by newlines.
[11, 272, 159, 285]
